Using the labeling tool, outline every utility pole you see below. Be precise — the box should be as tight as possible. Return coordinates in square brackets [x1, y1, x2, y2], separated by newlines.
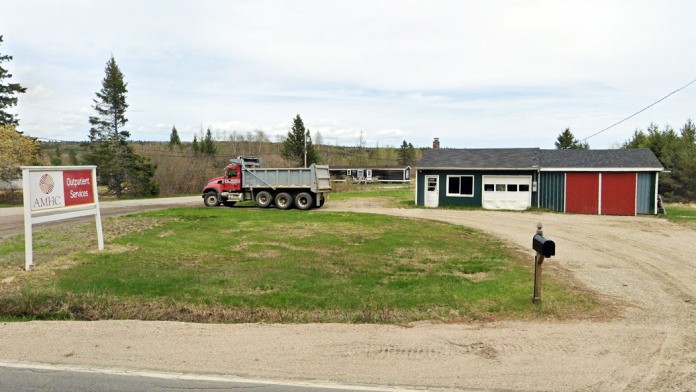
[304, 130, 307, 168]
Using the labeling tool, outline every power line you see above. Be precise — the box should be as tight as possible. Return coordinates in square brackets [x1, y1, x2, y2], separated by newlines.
[579, 77, 696, 143]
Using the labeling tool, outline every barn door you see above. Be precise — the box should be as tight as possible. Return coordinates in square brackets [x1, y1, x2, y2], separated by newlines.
[566, 173, 599, 214]
[601, 173, 636, 216]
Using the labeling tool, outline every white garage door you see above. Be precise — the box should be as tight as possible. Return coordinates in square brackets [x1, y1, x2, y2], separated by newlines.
[482, 175, 532, 210]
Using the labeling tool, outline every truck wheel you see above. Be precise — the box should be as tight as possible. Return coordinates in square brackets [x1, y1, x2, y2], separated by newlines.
[318, 194, 326, 208]
[203, 191, 220, 207]
[295, 192, 313, 210]
[255, 191, 273, 208]
[275, 192, 293, 210]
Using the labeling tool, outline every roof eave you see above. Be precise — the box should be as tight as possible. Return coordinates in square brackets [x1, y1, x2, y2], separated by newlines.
[539, 167, 664, 172]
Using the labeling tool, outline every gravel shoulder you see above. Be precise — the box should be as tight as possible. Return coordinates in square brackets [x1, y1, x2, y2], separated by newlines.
[1, 199, 696, 390]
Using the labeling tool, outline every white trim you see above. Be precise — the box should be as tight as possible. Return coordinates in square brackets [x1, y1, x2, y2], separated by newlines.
[414, 169, 418, 205]
[563, 173, 567, 212]
[654, 172, 660, 215]
[598, 173, 603, 215]
[634, 173, 638, 216]
[445, 175, 474, 197]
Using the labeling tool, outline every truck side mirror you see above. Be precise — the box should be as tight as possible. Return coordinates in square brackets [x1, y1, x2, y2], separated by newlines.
[532, 234, 555, 257]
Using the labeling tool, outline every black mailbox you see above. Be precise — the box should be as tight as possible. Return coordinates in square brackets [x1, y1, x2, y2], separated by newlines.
[532, 234, 555, 257]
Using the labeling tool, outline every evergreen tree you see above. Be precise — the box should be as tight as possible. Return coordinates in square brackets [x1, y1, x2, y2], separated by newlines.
[169, 125, 181, 149]
[623, 120, 696, 201]
[0, 36, 27, 126]
[397, 140, 416, 166]
[555, 128, 589, 150]
[83, 56, 158, 198]
[201, 127, 217, 156]
[281, 114, 319, 166]
[192, 134, 200, 155]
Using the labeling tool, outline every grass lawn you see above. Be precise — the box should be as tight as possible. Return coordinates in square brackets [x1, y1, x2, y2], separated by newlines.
[0, 207, 602, 323]
[330, 184, 414, 208]
[662, 203, 696, 229]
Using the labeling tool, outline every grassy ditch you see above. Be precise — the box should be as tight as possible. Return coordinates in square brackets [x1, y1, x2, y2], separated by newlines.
[0, 207, 602, 323]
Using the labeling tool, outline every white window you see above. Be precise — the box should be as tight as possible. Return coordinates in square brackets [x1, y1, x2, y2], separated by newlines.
[346, 169, 351, 176]
[427, 177, 437, 191]
[446, 175, 474, 197]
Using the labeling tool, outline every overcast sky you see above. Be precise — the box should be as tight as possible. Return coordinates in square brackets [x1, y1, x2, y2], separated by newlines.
[2, 1, 695, 149]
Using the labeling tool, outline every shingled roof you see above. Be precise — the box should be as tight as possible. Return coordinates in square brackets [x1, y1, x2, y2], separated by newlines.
[417, 148, 663, 170]
[538, 148, 663, 169]
[418, 148, 540, 169]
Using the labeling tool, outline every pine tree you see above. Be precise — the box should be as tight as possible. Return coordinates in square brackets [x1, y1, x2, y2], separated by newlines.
[555, 128, 589, 150]
[201, 127, 217, 156]
[84, 56, 158, 198]
[169, 125, 181, 149]
[397, 140, 416, 166]
[0, 36, 27, 127]
[192, 134, 200, 155]
[281, 114, 319, 166]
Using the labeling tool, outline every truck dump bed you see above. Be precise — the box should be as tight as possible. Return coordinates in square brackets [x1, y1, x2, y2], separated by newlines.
[242, 164, 332, 193]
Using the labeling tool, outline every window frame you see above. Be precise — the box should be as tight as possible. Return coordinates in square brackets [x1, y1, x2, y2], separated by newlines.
[446, 175, 475, 197]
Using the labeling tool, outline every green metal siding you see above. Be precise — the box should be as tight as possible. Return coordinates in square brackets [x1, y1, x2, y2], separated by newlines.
[539, 172, 565, 212]
[417, 169, 537, 208]
[637, 172, 656, 214]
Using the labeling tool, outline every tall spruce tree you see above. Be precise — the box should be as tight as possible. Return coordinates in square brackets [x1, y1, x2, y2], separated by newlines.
[169, 125, 181, 149]
[397, 140, 416, 166]
[0, 36, 27, 126]
[84, 56, 158, 198]
[281, 114, 319, 166]
[201, 127, 217, 156]
[555, 128, 589, 150]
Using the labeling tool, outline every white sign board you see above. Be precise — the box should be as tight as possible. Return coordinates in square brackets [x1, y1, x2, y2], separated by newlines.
[21, 166, 104, 270]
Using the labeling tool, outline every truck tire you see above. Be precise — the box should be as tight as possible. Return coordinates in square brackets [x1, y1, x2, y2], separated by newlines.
[295, 192, 313, 210]
[203, 191, 220, 207]
[274, 192, 293, 210]
[255, 191, 273, 208]
[318, 194, 326, 208]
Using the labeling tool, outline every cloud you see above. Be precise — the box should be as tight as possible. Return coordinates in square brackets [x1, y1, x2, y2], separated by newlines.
[2, 1, 695, 148]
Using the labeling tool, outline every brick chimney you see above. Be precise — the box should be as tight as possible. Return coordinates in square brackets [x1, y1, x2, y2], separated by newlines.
[433, 137, 440, 149]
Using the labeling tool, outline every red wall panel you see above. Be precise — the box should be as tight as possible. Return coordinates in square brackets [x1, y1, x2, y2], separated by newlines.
[566, 173, 599, 214]
[601, 173, 636, 216]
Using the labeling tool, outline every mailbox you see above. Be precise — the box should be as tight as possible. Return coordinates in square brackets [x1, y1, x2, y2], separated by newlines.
[532, 234, 555, 257]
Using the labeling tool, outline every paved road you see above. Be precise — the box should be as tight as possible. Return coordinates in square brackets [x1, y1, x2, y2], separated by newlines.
[0, 196, 201, 239]
[0, 364, 389, 392]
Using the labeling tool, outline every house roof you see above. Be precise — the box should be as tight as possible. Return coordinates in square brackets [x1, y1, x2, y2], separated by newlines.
[538, 148, 664, 170]
[417, 148, 664, 171]
[417, 148, 540, 169]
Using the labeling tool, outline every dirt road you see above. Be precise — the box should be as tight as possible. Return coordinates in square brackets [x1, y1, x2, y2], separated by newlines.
[1, 200, 695, 390]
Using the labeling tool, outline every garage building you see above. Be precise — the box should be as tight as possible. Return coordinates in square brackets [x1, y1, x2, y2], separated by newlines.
[415, 145, 663, 216]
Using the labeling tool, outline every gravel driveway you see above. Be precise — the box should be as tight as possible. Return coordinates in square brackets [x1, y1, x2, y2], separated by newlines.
[1, 199, 695, 390]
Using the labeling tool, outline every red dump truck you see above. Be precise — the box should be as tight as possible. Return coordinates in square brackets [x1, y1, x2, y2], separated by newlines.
[202, 157, 331, 210]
